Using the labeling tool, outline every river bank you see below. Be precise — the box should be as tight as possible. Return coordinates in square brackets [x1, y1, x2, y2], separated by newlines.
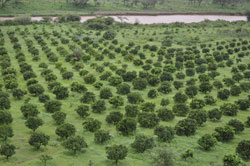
[0, 14, 247, 24]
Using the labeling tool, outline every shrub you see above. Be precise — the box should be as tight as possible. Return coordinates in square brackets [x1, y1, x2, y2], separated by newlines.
[116, 83, 130, 95]
[188, 110, 207, 126]
[83, 118, 101, 132]
[62, 136, 88, 154]
[125, 105, 139, 117]
[173, 92, 188, 103]
[175, 118, 197, 136]
[84, 74, 96, 84]
[147, 89, 158, 98]
[131, 134, 155, 153]
[52, 111, 66, 125]
[53, 86, 69, 100]
[80, 92, 95, 104]
[132, 78, 147, 90]
[20, 103, 39, 118]
[140, 102, 155, 112]
[198, 134, 217, 150]
[100, 88, 113, 99]
[154, 126, 175, 142]
[236, 140, 250, 159]
[217, 89, 230, 100]
[28, 84, 44, 96]
[138, 112, 159, 128]
[208, 108, 222, 121]
[116, 118, 137, 136]
[181, 149, 193, 160]
[44, 100, 62, 113]
[91, 100, 106, 113]
[0, 111, 12, 124]
[190, 99, 206, 109]
[75, 105, 89, 118]
[127, 92, 144, 104]
[220, 103, 238, 116]
[172, 103, 190, 117]
[38, 94, 50, 103]
[227, 119, 244, 133]
[103, 30, 116, 40]
[223, 154, 242, 166]
[94, 130, 111, 144]
[106, 112, 123, 125]
[157, 108, 175, 121]
[213, 126, 235, 142]
[55, 123, 76, 139]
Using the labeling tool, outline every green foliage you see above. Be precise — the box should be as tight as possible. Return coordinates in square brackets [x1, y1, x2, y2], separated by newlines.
[181, 149, 193, 160]
[227, 119, 244, 133]
[29, 132, 50, 150]
[75, 105, 89, 118]
[138, 112, 159, 128]
[116, 118, 137, 136]
[0, 143, 15, 161]
[0, 111, 12, 125]
[52, 111, 66, 125]
[131, 134, 155, 153]
[62, 136, 88, 154]
[83, 118, 101, 132]
[198, 134, 217, 150]
[223, 154, 242, 166]
[157, 108, 175, 121]
[208, 108, 222, 121]
[55, 123, 76, 139]
[91, 100, 106, 113]
[94, 130, 111, 144]
[175, 118, 197, 136]
[40, 155, 53, 166]
[188, 110, 207, 126]
[151, 146, 174, 166]
[0, 125, 13, 142]
[236, 140, 250, 159]
[103, 30, 116, 40]
[154, 126, 175, 142]
[109, 96, 124, 108]
[106, 144, 128, 166]
[125, 105, 139, 117]
[25, 117, 44, 131]
[21, 103, 39, 118]
[127, 92, 144, 104]
[106, 112, 123, 125]
[172, 103, 190, 116]
[44, 100, 62, 113]
[213, 126, 235, 142]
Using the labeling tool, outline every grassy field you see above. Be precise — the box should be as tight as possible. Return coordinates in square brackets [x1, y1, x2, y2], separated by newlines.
[0, 0, 250, 16]
[0, 19, 250, 166]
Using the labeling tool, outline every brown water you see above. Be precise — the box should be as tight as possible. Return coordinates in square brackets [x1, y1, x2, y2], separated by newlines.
[0, 15, 247, 24]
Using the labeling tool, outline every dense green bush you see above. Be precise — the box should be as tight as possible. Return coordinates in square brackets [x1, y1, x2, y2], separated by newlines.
[154, 126, 175, 142]
[213, 126, 235, 142]
[131, 134, 154, 153]
[236, 140, 250, 159]
[175, 118, 197, 136]
[223, 154, 242, 166]
[227, 119, 244, 133]
[198, 134, 217, 150]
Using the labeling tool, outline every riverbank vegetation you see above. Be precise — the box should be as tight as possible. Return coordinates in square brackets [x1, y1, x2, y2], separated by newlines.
[0, 0, 250, 16]
[0, 17, 250, 166]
